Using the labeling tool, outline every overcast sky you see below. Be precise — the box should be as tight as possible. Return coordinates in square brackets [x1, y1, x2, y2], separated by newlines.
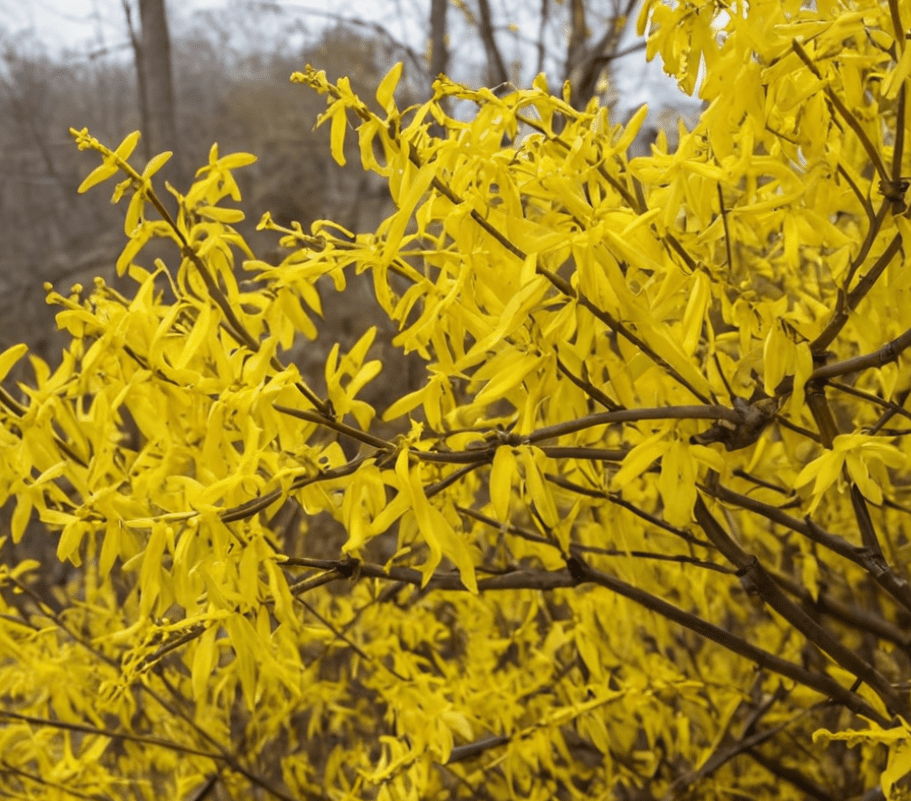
[2, 0, 692, 115]
[5, 0, 350, 54]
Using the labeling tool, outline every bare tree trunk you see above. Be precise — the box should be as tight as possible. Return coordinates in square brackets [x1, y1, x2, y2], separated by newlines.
[122, 0, 152, 164]
[535, 0, 549, 77]
[475, 0, 509, 88]
[429, 0, 448, 79]
[136, 0, 182, 182]
[566, 0, 588, 80]
[428, 0, 449, 135]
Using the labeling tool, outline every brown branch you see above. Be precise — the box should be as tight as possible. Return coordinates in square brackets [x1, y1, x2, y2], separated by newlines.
[426, 462, 486, 498]
[364, 563, 577, 592]
[527, 405, 738, 444]
[219, 457, 367, 524]
[840, 200, 891, 297]
[570, 553, 892, 726]
[447, 735, 510, 763]
[810, 322, 911, 381]
[717, 182, 734, 271]
[889, 0, 906, 61]
[871, 387, 911, 434]
[849, 483, 888, 564]
[836, 161, 875, 223]
[892, 82, 907, 212]
[0, 759, 108, 801]
[746, 747, 833, 801]
[0, 709, 221, 760]
[664, 714, 803, 800]
[771, 568, 911, 649]
[693, 495, 907, 717]
[704, 480, 859, 561]
[555, 349, 623, 411]
[812, 232, 902, 353]
[274, 403, 392, 450]
[774, 413, 822, 443]
[544, 473, 713, 547]
[826, 380, 911, 424]
[708, 477, 911, 614]
[538, 446, 628, 460]
[792, 39, 889, 183]
[804, 384, 911, 613]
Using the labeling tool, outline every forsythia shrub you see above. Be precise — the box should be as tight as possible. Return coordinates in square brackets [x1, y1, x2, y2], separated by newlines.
[3, 0, 911, 798]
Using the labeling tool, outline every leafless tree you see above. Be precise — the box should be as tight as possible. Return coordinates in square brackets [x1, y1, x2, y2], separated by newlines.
[563, 0, 644, 108]
[449, 0, 647, 108]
